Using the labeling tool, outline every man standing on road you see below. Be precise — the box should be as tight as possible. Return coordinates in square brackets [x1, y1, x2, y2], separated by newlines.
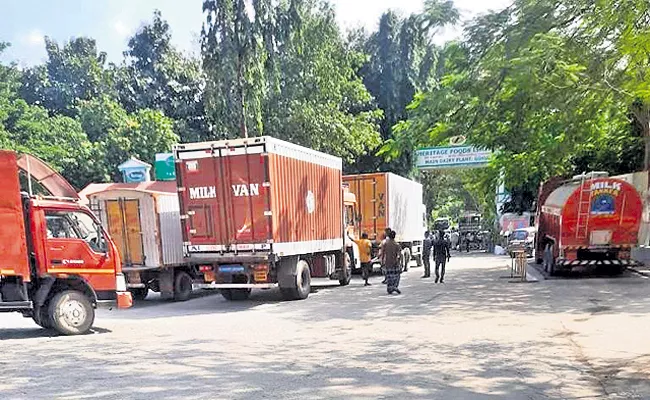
[350, 232, 373, 286]
[450, 228, 460, 251]
[421, 231, 433, 278]
[382, 230, 403, 294]
[379, 228, 392, 284]
[433, 229, 451, 283]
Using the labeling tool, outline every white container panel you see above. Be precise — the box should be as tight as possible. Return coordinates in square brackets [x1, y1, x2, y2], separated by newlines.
[156, 194, 184, 266]
[387, 173, 425, 243]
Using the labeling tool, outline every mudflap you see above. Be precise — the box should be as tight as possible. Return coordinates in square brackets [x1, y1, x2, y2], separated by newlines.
[158, 268, 175, 300]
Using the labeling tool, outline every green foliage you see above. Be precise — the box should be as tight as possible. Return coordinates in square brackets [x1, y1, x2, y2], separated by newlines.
[202, 0, 382, 164]
[116, 10, 207, 142]
[20, 37, 112, 116]
[385, 0, 650, 217]
[79, 97, 178, 182]
[351, 3, 459, 175]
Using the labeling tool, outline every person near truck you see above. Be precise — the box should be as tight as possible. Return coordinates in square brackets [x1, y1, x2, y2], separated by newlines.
[433, 229, 451, 283]
[450, 228, 459, 251]
[421, 231, 433, 278]
[349, 232, 373, 286]
[382, 229, 403, 294]
[379, 227, 392, 284]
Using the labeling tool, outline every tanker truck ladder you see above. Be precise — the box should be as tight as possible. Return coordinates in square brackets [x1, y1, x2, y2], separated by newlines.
[575, 176, 592, 239]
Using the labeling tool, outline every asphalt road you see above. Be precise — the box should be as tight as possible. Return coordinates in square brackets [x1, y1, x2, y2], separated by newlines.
[1, 253, 649, 399]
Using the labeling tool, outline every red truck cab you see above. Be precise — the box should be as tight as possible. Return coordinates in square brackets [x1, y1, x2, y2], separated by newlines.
[0, 151, 132, 335]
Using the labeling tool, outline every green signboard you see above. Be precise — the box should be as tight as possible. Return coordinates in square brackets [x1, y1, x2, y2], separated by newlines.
[155, 153, 176, 181]
[416, 146, 491, 170]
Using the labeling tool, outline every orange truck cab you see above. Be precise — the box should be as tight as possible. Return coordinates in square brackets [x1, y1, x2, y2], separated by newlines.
[0, 151, 132, 335]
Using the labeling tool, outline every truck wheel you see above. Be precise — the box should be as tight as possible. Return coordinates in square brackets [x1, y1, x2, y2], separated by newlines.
[48, 290, 95, 335]
[221, 289, 251, 301]
[130, 287, 149, 302]
[174, 271, 193, 302]
[339, 253, 352, 286]
[281, 260, 311, 300]
[32, 305, 52, 329]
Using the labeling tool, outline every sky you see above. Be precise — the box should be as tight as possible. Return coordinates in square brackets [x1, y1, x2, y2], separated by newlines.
[0, 0, 511, 66]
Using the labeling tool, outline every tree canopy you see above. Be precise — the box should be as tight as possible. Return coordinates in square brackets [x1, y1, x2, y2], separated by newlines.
[383, 0, 650, 221]
[2, 1, 648, 225]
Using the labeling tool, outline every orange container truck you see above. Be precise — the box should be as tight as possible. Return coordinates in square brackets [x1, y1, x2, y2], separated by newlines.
[0, 151, 132, 335]
[343, 173, 427, 270]
[174, 136, 357, 301]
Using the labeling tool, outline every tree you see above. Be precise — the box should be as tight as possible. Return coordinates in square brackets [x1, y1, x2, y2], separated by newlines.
[384, 0, 648, 219]
[202, 0, 382, 164]
[116, 10, 207, 142]
[349, 2, 459, 175]
[78, 96, 178, 182]
[20, 37, 112, 116]
[202, 0, 268, 138]
[261, 1, 382, 164]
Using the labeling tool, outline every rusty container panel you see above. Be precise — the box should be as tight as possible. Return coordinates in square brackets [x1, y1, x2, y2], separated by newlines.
[0, 151, 31, 280]
[267, 137, 343, 256]
[176, 142, 270, 250]
[343, 173, 387, 242]
[175, 137, 344, 256]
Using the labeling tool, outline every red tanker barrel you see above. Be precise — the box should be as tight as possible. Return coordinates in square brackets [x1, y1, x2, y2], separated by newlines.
[543, 178, 642, 248]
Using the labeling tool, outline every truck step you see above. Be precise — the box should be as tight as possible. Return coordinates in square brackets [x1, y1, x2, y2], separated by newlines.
[0, 301, 33, 311]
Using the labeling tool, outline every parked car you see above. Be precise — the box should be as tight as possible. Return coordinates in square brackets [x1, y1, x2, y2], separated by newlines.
[508, 227, 537, 258]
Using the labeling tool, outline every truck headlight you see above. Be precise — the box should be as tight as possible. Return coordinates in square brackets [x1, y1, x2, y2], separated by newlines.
[115, 273, 127, 292]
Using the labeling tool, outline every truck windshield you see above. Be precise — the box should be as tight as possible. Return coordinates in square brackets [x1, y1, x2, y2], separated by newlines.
[45, 211, 107, 253]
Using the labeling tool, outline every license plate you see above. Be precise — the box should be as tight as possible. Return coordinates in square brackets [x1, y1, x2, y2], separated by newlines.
[219, 265, 245, 273]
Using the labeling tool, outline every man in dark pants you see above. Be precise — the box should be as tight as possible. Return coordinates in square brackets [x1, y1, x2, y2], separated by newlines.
[379, 228, 392, 284]
[350, 232, 373, 286]
[421, 231, 433, 278]
[433, 229, 451, 283]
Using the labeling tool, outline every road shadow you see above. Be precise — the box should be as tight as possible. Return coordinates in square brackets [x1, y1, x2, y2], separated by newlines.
[279, 254, 650, 323]
[0, 333, 584, 399]
[0, 326, 112, 340]
[102, 282, 351, 320]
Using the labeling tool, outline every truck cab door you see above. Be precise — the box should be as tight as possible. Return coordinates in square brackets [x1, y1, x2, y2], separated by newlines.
[44, 210, 110, 273]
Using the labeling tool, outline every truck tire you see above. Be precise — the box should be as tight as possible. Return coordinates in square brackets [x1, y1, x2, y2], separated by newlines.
[339, 253, 352, 286]
[48, 290, 95, 335]
[281, 260, 311, 300]
[130, 287, 149, 302]
[174, 271, 193, 302]
[32, 305, 52, 329]
[221, 289, 251, 301]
